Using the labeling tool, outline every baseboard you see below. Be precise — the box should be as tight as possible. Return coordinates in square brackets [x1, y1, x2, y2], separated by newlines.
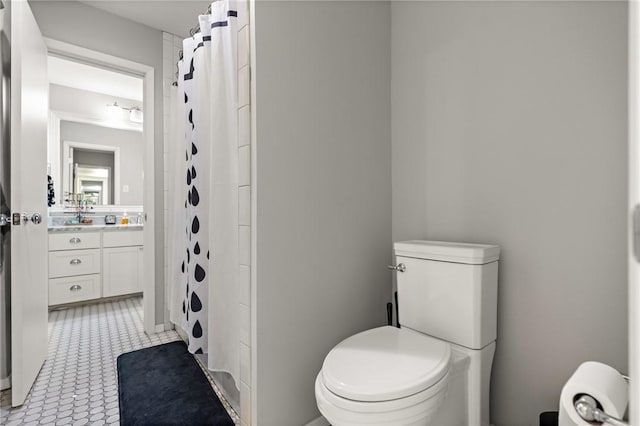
[0, 374, 11, 391]
[304, 415, 329, 426]
[175, 325, 189, 342]
[154, 324, 166, 333]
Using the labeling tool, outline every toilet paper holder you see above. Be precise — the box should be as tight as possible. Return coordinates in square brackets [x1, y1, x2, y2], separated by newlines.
[574, 394, 628, 426]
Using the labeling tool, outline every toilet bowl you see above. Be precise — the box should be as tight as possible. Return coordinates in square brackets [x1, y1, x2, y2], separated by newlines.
[315, 326, 452, 426]
[315, 240, 501, 426]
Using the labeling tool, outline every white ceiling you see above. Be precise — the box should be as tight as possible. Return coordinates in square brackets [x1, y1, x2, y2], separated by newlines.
[77, 0, 212, 39]
[48, 55, 143, 101]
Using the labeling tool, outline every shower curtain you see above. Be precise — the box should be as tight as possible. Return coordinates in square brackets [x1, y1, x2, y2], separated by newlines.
[168, 0, 239, 384]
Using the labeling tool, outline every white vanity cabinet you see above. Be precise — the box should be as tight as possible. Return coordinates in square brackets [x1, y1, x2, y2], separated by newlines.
[48, 227, 144, 306]
[102, 230, 144, 297]
[48, 232, 101, 305]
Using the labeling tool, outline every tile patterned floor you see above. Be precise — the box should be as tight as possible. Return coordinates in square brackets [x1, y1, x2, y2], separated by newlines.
[0, 297, 239, 425]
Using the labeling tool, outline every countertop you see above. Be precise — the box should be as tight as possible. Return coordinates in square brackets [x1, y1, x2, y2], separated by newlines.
[48, 224, 144, 232]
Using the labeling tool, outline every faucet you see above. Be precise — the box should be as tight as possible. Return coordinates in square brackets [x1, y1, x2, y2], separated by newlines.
[63, 193, 93, 223]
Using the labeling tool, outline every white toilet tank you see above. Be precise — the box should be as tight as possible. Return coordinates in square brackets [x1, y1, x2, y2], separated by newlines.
[394, 241, 500, 350]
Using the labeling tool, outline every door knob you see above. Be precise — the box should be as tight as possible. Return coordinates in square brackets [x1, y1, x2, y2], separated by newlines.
[10, 212, 40, 225]
[0, 214, 8, 227]
[387, 263, 406, 273]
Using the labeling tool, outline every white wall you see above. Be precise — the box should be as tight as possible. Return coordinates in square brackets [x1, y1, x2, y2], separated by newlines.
[253, 1, 391, 424]
[60, 121, 144, 206]
[50, 83, 143, 205]
[391, 1, 628, 425]
[49, 83, 142, 131]
[30, 0, 167, 324]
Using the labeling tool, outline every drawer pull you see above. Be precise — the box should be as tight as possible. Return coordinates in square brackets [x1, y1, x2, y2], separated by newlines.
[69, 237, 81, 244]
[69, 285, 82, 292]
[69, 259, 82, 265]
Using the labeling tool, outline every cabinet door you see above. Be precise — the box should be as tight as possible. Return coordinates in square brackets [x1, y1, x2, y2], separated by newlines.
[103, 246, 143, 297]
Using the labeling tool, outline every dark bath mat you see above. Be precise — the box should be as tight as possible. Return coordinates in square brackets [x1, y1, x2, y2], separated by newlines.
[117, 341, 235, 426]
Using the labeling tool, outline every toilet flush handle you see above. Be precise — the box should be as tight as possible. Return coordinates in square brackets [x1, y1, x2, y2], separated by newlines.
[387, 263, 406, 273]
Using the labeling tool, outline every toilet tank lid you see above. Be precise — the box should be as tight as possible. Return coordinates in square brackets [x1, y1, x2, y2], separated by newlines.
[394, 240, 500, 264]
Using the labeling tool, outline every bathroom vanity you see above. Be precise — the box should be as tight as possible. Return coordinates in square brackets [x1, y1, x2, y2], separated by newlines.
[47, 225, 143, 306]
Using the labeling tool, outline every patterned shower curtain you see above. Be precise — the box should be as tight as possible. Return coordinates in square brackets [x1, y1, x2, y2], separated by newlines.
[169, 0, 239, 384]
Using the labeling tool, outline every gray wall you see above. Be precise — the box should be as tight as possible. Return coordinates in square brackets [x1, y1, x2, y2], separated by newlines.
[49, 84, 142, 125]
[72, 149, 115, 204]
[60, 121, 144, 206]
[391, 1, 628, 425]
[253, 1, 391, 424]
[30, 1, 166, 324]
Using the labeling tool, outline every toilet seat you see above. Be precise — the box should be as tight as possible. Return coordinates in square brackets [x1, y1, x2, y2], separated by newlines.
[321, 326, 452, 402]
[316, 326, 453, 426]
[316, 368, 451, 425]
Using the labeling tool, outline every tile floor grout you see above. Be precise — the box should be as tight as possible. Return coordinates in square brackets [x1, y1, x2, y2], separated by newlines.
[0, 296, 239, 426]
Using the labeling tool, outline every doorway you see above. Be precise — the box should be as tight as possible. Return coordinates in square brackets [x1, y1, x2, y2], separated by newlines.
[45, 39, 156, 334]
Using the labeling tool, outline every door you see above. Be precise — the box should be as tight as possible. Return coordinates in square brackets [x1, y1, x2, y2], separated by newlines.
[103, 246, 144, 297]
[0, 0, 10, 392]
[9, 0, 49, 407]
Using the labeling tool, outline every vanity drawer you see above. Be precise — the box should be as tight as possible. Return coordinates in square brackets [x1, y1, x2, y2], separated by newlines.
[49, 232, 101, 251]
[49, 249, 101, 278]
[49, 274, 101, 306]
[103, 230, 143, 248]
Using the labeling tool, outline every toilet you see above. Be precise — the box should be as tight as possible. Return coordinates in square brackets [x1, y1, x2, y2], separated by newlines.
[315, 240, 500, 426]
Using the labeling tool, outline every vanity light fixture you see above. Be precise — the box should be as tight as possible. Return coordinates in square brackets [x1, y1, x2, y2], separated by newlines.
[106, 101, 143, 123]
[128, 107, 143, 123]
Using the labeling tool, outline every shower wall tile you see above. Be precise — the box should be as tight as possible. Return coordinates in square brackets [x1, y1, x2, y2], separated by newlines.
[239, 304, 250, 347]
[238, 66, 250, 107]
[239, 186, 250, 226]
[163, 43, 172, 63]
[235, 9, 252, 424]
[238, 26, 250, 69]
[163, 33, 171, 302]
[239, 106, 250, 147]
[239, 265, 250, 306]
[163, 116, 170, 135]
[240, 343, 250, 388]
[240, 381, 251, 426]
[239, 226, 251, 266]
[163, 97, 170, 118]
[163, 152, 170, 173]
[239, 146, 251, 186]
[237, 0, 249, 29]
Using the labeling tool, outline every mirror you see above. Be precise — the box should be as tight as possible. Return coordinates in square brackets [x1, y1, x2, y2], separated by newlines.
[47, 54, 144, 208]
[76, 166, 111, 205]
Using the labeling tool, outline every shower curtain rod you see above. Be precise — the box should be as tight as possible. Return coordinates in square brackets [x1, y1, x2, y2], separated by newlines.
[188, 1, 220, 37]
[172, 1, 214, 86]
[172, 1, 225, 86]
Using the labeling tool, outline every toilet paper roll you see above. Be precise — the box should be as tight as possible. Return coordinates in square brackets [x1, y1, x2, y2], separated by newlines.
[558, 361, 628, 426]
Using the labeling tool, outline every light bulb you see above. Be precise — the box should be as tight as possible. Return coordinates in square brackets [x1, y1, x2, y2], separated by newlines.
[129, 107, 143, 123]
